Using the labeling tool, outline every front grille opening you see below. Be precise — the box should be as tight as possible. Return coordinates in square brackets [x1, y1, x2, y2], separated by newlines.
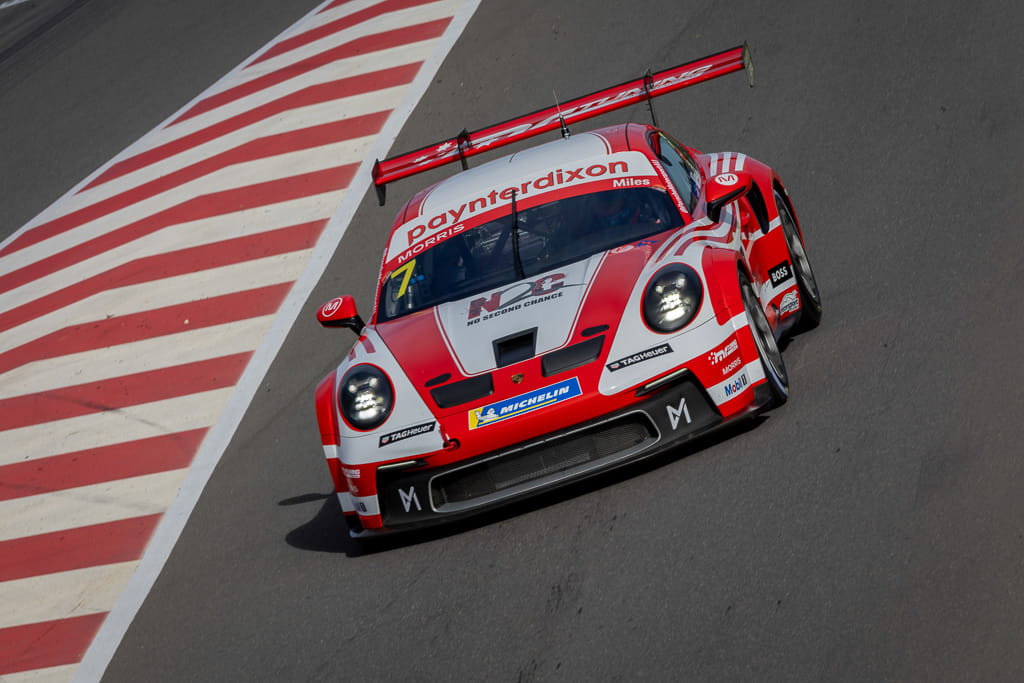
[430, 374, 493, 409]
[431, 414, 656, 506]
[493, 328, 537, 368]
[541, 335, 604, 376]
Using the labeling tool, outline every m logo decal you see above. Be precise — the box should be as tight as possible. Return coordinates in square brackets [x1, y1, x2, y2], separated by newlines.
[666, 397, 692, 430]
[399, 487, 422, 513]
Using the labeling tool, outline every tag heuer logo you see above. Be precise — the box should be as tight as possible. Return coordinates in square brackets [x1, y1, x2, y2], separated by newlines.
[378, 421, 436, 447]
[606, 343, 672, 372]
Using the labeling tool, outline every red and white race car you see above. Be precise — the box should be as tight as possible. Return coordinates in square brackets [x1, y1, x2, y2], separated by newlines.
[315, 46, 821, 536]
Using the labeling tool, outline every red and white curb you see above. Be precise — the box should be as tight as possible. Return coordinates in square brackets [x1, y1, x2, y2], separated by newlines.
[0, 0, 480, 680]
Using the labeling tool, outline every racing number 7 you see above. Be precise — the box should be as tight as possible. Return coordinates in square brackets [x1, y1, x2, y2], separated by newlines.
[389, 259, 418, 299]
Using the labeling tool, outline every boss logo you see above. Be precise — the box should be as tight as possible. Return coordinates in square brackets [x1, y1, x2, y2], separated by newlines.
[769, 261, 793, 287]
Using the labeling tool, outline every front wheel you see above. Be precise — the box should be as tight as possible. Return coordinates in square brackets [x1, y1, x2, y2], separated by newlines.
[775, 189, 822, 331]
[740, 271, 788, 406]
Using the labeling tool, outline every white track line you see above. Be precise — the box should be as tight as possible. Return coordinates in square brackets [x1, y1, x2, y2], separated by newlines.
[0, 135, 371, 278]
[1, 250, 310, 354]
[0, 192, 339, 314]
[0, 316, 275, 403]
[1, 664, 78, 683]
[233, 1, 458, 82]
[0, 389, 233, 466]
[58, 85, 409, 212]
[0, 563, 139, 630]
[0, 472, 188, 543]
[73, 1, 483, 680]
[94, 39, 436, 178]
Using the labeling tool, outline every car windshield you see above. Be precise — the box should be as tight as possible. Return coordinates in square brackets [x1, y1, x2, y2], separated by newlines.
[379, 186, 683, 321]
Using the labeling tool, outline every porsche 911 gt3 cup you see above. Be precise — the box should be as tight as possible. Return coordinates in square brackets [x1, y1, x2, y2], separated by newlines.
[314, 45, 821, 536]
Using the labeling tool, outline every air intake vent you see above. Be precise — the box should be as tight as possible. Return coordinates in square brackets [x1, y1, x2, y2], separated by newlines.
[541, 336, 604, 376]
[430, 374, 493, 409]
[493, 328, 537, 368]
[430, 413, 656, 506]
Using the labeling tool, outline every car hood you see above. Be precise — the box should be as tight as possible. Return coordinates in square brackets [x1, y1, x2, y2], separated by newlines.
[374, 245, 656, 415]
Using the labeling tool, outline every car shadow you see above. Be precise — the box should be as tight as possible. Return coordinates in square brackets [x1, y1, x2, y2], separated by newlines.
[282, 414, 768, 558]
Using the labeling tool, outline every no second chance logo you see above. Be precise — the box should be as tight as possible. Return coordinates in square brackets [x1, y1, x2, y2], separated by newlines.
[469, 377, 582, 429]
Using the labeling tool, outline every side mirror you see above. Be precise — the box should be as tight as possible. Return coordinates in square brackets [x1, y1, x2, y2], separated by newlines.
[705, 171, 754, 223]
[317, 295, 364, 334]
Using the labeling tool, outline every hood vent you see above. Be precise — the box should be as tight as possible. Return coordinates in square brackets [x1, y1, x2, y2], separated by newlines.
[431, 374, 494, 409]
[493, 328, 537, 368]
[541, 335, 605, 377]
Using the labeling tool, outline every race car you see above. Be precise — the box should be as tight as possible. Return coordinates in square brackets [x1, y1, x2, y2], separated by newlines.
[315, 45, 821, 537]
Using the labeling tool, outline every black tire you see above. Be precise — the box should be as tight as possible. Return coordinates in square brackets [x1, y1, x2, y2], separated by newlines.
[775, 189, 822, 331]
[740, 271, 788, 406]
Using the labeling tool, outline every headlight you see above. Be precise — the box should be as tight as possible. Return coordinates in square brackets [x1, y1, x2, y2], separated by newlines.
[339, 365, 393, 430]
[642, 264, 703, 333]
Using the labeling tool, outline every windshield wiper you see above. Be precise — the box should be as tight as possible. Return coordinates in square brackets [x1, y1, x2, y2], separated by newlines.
[510, 189, 525, 280]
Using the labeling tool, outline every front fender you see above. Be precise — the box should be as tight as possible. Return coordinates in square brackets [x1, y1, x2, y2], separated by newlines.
[701, 247, 745, 325]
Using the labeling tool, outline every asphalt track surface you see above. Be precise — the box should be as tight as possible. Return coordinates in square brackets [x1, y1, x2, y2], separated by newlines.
[5, 1, 1024, 681]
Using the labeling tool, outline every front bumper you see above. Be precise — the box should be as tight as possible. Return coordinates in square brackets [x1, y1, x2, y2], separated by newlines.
[361, 371, 763, 534]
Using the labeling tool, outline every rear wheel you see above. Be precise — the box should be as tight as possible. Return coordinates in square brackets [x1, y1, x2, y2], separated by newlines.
[740, 271, 788, 406]
[775, 189, 822, 330]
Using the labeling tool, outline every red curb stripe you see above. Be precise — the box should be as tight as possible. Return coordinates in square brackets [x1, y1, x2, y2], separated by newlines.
[0, 353, 251, 432]
[0, 282, 293, 376]
[84, 63, 419, 190]
[0, 164, 353, 299]
[0, 217, 322, 335]
[0, 515, 162, 583]
[0, 613, 106, 675]
[0, 430, 205, 503]
[172, 19, 449, 124]
[5, 113, 380, 257]
[318, 0, 362, 13]
[254, 0, 439, 65]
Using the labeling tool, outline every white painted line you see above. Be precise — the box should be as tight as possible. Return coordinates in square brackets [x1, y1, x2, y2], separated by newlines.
[56, 85, 409, 216]
[0, 134, 372, 278]
[0, 388, 233, 466]
[74, 2, 483, 680]
[0, 249, 311, 354]
[228, 1, 459, 82]
[88, 40, 437, 184]
[0, 184, 339, 313]
[9, 35, 434, 238]
[0, 315, 275, 403]
[0, 471, 187, 542]
[0, 0, 32, 9]
[0, 0, 348, 252]
[16, 35, 443, 240]
[1, 663, 78, 683]
[0, 562, 138, 630]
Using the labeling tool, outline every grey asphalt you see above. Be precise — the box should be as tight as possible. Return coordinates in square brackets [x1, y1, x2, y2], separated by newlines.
[6, 1, 1024, 681]
[0, 0, 312, 241]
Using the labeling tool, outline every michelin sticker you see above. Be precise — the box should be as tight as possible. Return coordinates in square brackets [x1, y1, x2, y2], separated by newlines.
[469, 377, 582, 429]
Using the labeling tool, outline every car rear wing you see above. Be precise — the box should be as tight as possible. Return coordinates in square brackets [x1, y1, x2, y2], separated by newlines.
[372, 44, 753, 204]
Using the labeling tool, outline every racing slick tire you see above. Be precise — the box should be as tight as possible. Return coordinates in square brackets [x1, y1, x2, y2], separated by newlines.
[740, 270, 789, 406]
[775, 189, 822, 331]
